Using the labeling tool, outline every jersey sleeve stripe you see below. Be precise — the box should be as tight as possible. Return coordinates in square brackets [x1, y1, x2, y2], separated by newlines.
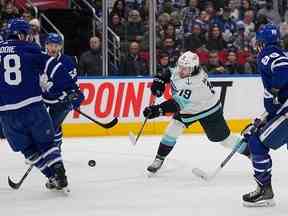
[0, 96, 42, 111]
[50, 62, 62, 79]
[271, 56, 288, 71]
[43, 57, 55, 74]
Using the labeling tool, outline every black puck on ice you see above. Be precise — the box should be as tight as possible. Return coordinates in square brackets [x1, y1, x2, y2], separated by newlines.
[88, 160, 96, 167]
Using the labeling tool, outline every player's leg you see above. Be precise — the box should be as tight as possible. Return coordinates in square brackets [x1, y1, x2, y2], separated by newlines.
[0, 120, 5, 139]
[0, 109, 54, 180]
[48, 104, 71, 149]
[241, 114, 288, 207]
[199, 108, 250, 157]
[31, 104, 69, 190]
[147, 119, 185, 173]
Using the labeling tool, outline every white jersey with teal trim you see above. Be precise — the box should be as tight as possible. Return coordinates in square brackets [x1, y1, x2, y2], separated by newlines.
[170, 68, 219, 114]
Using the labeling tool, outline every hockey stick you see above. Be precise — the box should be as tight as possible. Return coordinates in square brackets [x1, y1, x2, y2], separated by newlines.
[128, 117, 149, 145]
[128, 97, 156, 145]
[8, 165, 33, 189]
[75, 109, 118, 129]
[192, 140, 245, 181]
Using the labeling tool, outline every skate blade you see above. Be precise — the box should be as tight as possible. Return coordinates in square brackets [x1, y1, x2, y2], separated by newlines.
[146, 169, 158, 178]
[243, 199, 276, 207]
[47, 186, 70, 195]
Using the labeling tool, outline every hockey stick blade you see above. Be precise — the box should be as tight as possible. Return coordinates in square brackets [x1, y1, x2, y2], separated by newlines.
[192, 168, 210, 181]
[76, 109, 118, 129]
[8, 165, 33, 190]
[128, 131, 137, 145]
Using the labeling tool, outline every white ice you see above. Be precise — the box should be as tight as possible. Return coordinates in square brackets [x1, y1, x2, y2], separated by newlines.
[0, 134, 288, 216]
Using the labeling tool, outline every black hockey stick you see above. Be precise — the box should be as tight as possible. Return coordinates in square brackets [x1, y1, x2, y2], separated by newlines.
[75, 109, 118, 129]
[8, 165, 33, 189]
[128, 117, 149, 145]
[192, 139, 245, 181]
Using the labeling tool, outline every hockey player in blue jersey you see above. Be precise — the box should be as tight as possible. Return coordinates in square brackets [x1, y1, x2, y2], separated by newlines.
[40, 33, 84, 152]
[0, 19, 69, 191]
[241, 23, 288, 207]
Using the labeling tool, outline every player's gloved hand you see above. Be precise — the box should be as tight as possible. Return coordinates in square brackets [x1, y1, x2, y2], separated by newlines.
[241, 117, 267, 137]
[67, 89, 84, 110]
[151, 77, 165, 97]
[143, 105, 164, 119]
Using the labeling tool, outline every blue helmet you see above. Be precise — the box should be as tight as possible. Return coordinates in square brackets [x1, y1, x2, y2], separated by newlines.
[46, 33, 63, 45]
[6, 18, 31, 39]
[256, 23, 280, 46]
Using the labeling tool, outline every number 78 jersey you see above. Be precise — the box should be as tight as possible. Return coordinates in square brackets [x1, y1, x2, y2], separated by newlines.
[170, 68, 219, 114]
[0, 40, 49, 112]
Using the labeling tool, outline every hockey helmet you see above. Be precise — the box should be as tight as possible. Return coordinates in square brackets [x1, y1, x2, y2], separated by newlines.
[256, 23, 280, 46]
[46, 33, 63, 45]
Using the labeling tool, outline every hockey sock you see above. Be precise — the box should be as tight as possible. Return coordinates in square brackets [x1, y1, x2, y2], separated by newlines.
[54, 129, 63, 148]
[156, 142, 174, 159]
[252, 154, 272, 186]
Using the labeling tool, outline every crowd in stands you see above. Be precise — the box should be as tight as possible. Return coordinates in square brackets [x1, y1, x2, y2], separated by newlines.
[2, 0, 288, 76]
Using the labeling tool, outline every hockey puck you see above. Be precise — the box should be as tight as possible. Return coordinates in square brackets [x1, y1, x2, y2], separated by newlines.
[88, 160, 96, 167]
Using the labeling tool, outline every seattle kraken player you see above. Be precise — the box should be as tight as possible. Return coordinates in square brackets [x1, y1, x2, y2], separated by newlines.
[40, 33, 84, 153]
[241, 23, 288, 207]
[143, 51, 250, 174]
[0, 19, 69, 191]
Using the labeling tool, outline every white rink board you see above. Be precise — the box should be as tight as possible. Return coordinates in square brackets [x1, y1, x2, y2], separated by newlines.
[65, 77, 265, 124]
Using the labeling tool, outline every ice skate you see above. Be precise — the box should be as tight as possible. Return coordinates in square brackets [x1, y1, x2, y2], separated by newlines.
[51, 163, 70, 194]
[243, 183, 275, 207]
[147, 156, 164, 175]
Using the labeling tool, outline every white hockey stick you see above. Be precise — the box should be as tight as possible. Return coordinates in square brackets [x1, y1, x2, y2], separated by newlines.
[192, 140, 244, 181]
[128, 118, 149, 145]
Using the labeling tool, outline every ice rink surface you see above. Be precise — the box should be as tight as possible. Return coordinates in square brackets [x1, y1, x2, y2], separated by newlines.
[0, 134, 288, 216]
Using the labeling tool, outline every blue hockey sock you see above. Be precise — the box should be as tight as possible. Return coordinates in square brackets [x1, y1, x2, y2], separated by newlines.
[252, 154, 272, 186]
[54, 129, 63, 148]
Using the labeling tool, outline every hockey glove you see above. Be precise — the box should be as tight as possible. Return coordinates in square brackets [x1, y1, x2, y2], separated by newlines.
[241, 115, 267, 137]
[151, 77, 165, 97]
[67, 89, 85, 110]
[143, 105, 164, 119]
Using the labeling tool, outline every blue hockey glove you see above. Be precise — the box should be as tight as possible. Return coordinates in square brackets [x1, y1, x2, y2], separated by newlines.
[143, 105, 164, 119]
[67, 89, 84, 110]
[241, 116, 267, 137]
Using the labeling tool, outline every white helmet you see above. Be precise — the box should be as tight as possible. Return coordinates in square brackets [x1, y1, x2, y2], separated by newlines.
[177, 51, 199, 68]
[177, 51, 200, 77]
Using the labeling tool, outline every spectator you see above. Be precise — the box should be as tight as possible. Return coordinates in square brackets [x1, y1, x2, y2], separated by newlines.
[110, 0, 127, 22]
[224, 49, 245, 74]
[206, 24, 227, 51]
[123, 10, 145, 42]
[181, 0, 200, 33]
[157, 51, 171, 75]
[236, 10, 255, 41]
[2, 1, 19, 22]
[204, 50, 226, 74]
[195, 10, 211, 33]
[120, 41, 148, 76]
[109, 13, 125, 40]
[161, 37, 180, 66]
[257, 1, 281, 25]
[29, 18, 46, 48]
[78, 36, 102, 76]
[161, 23, 182, 48]
[184, 24, 206, 49]
[243, 51, 257, 74]
[239, 0, 253, 20]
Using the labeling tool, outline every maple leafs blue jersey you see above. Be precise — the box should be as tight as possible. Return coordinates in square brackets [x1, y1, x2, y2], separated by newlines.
[40, 54, 78, 104]
[0, 40, 50, 112]
[257, 45, 288, 118]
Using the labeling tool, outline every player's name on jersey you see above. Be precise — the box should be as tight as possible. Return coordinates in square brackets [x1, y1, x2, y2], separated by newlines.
[0, 46, 16, 54]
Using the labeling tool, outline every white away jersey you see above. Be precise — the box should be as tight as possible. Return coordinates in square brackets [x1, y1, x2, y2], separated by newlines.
[170, 68, 219, 114]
